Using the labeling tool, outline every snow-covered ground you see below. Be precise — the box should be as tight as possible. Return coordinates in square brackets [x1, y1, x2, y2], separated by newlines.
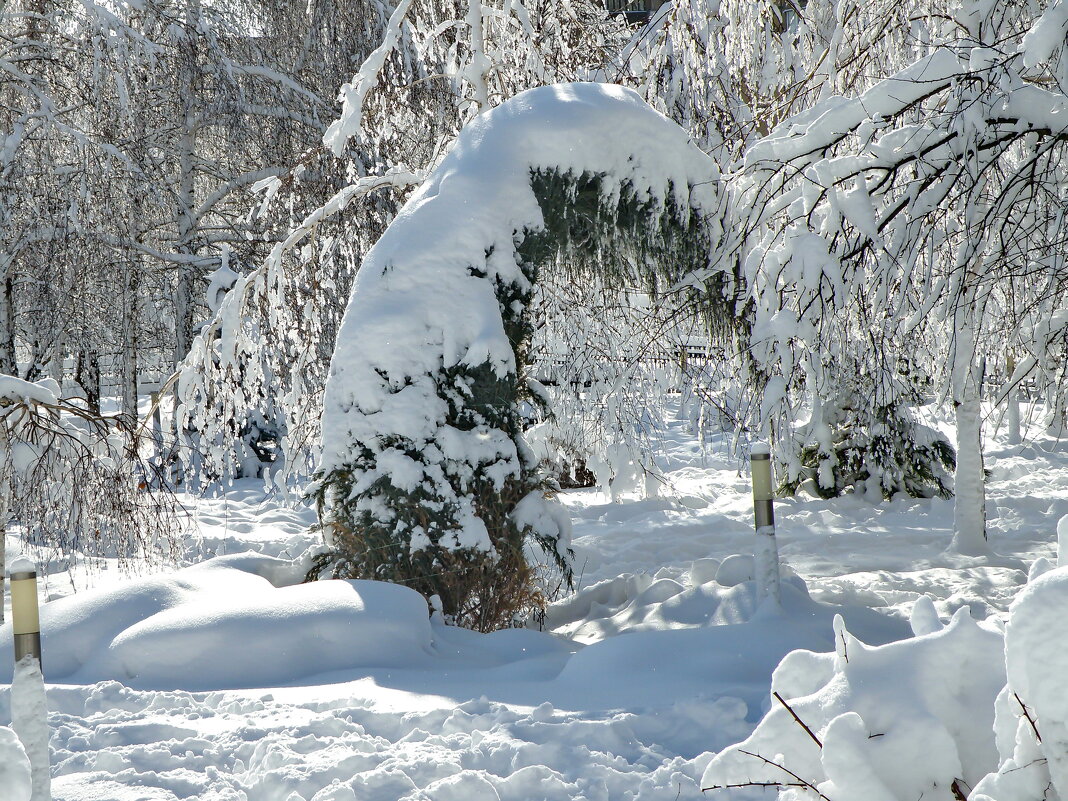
[1, 406, 1065, 801]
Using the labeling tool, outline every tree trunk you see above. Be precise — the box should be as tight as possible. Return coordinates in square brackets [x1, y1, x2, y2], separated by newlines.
[173, 0, 198, 373]
[0, 422, 6, 624]
[121, 267, 140, 428]
[0, 270, 15, 376]
[75, 347, 101, 414]
[948, 266, 988, 555]
[47, 331, 64, 388]
[1006, 352, 1021, 446]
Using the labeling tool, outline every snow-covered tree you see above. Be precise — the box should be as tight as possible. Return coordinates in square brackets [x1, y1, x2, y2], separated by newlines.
[313, 83, 722, 630]
[713, 0, 1068, 551]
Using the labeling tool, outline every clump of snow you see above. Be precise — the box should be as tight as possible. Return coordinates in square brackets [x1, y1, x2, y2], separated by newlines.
[689, 557, 721, 586]
[9, 555, 36, 575]
[908, 594, 942, 636]
[703, 603, 1005, 801]
[512, 489, 574, 562]
[11, 655, 49, 801]
[716, 553, 755, 586]
[0, 375, 58, 407]
[204, 257, 239, 314]
[1022, 0, 1068, 68]
[1057, 513, 1068, 566]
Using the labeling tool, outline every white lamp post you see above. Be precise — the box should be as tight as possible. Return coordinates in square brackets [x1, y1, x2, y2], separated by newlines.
[10, 556, 42, 669]
[8, 556, 49, 801]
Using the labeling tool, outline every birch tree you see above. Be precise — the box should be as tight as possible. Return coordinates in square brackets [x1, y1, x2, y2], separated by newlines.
[714, 0, 1068, 551]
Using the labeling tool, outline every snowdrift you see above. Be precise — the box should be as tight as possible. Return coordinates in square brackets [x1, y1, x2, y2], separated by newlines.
[0, 553, 908, 708]
[0, 554, 436, 690]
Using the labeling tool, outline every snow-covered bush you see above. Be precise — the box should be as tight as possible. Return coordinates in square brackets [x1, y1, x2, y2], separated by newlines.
[785, 356, 954, 500]
[703, 603, 1006, 801]
[704, 558, 1068, 801]
[314, 83, 722, 630]
[790, 406, 954, 501]
[0, 375, 182, 600]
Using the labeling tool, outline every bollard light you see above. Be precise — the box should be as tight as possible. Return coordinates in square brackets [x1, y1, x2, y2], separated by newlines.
[9, 556, 42, 670]
[750, 444, 781, 604]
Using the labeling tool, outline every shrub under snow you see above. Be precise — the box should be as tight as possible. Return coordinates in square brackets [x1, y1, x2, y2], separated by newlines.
[704, 556, 1068, 801]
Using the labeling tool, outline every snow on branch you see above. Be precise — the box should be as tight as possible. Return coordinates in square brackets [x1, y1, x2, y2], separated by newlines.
[0, 375, 183, 575]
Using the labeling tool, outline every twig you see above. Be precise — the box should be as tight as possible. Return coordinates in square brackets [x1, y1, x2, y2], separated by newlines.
[1015, 692, 1042, 743]
[703, 781, 812, 793]
[774, 691, 823, 749]
[1003, 758, 1047, 775]
[951, 779, 968, 801]
[702, 749, 834, 801]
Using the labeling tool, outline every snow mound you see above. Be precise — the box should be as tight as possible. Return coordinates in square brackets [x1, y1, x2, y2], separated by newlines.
[0, 554, 434, 689]
[545, 556, 899, 649]
[557, 578, 909, 713]
[0, 725, 31, 801]
[703, 604, 1005, 801]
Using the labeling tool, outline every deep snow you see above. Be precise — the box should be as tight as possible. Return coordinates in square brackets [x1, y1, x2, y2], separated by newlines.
[1, 405, 1064, 800]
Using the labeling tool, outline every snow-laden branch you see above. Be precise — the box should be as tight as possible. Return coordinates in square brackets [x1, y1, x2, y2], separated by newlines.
[744, 48, 965, 168]
[323, 0, 417, 156]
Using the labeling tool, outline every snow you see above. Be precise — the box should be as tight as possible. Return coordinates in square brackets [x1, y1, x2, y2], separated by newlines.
[0, 555, 435, 690]
[0, 375, 58, 407]
[2, 406, 1066, 800]
[1022, 0, 1068, 68]
[704, 606, 1005, 801]
[9, 555, 36, 574]
[994, 566, 1068, 799]
[0, 725, 32, 801]
[11, 656, 50, 801]
[744, 49, 964, 167]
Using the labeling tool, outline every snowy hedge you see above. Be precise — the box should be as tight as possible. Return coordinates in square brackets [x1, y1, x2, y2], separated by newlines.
[315, 83, 723, 629]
